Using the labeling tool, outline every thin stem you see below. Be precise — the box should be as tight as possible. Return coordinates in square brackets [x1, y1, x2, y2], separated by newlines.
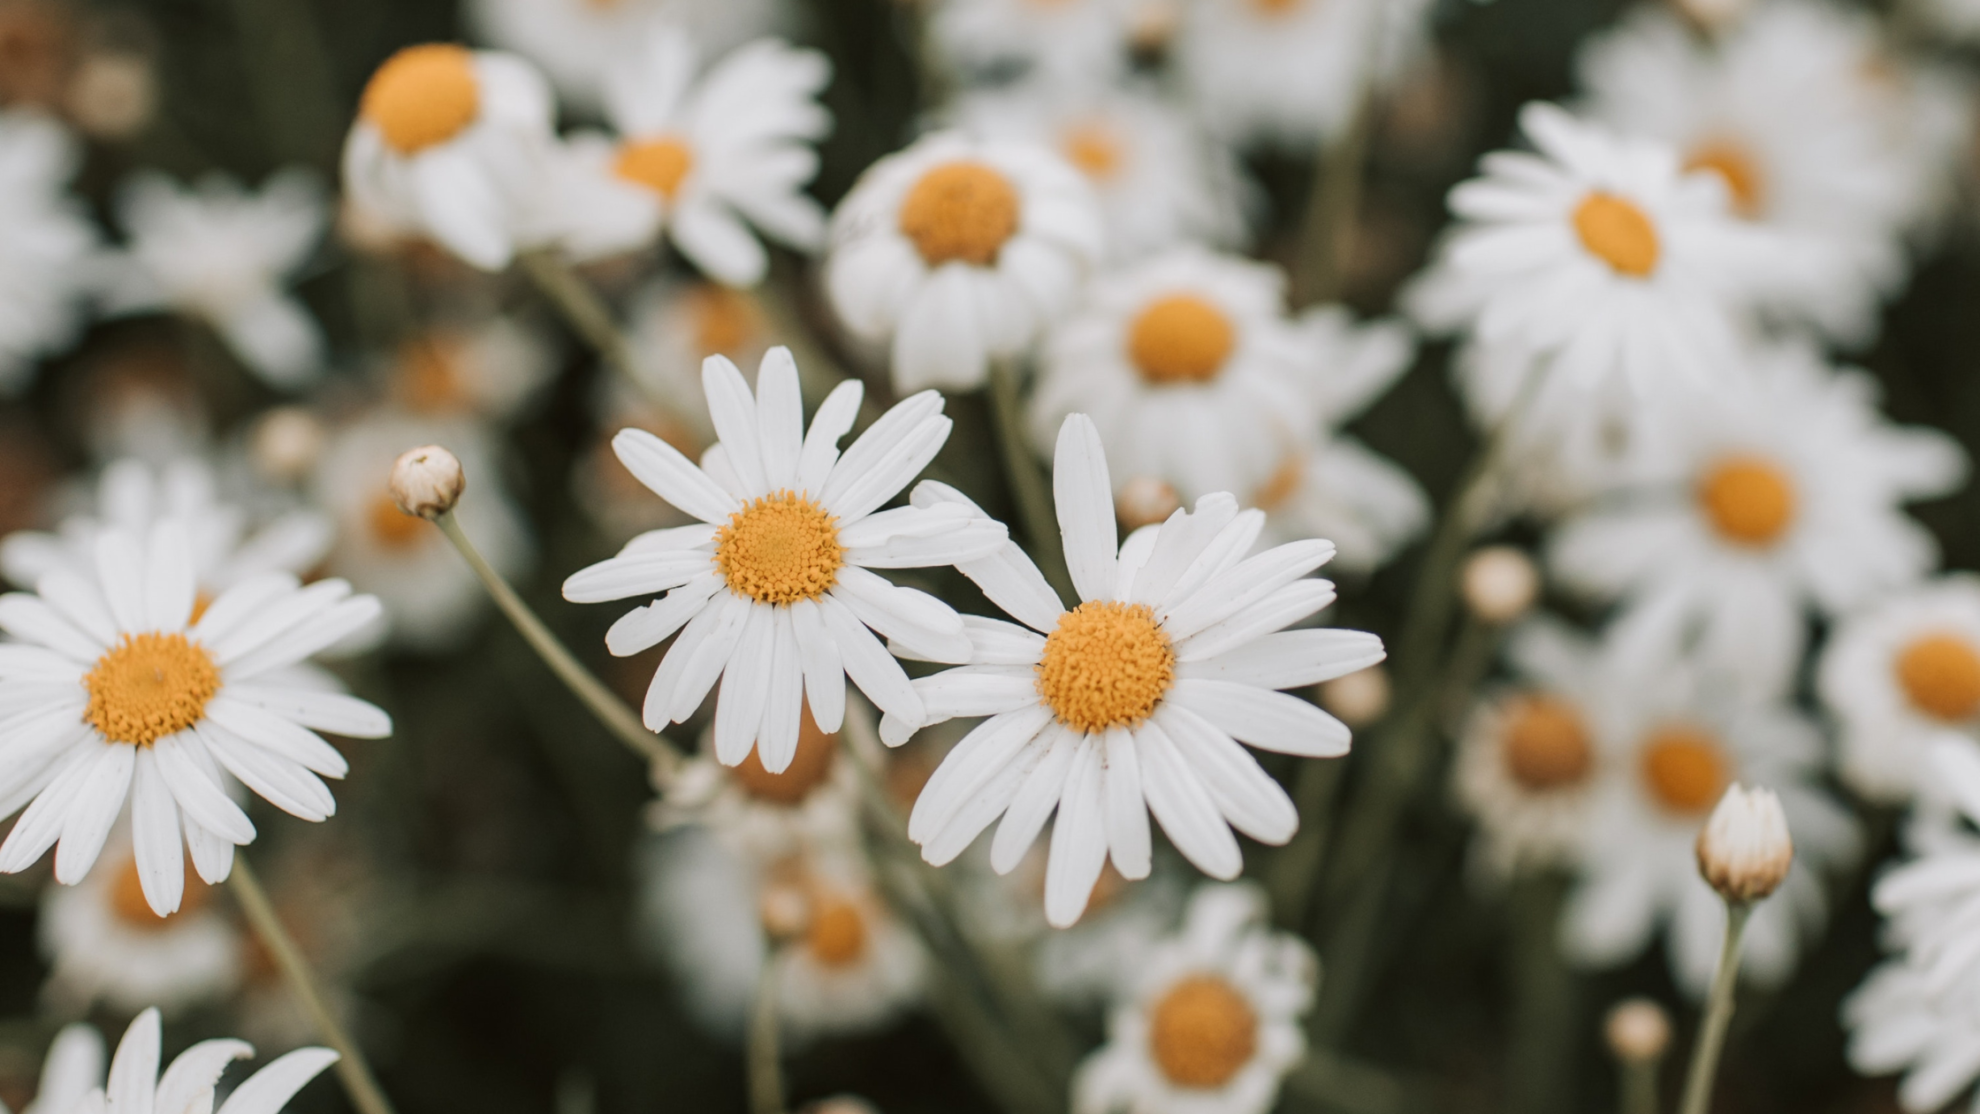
[518, 250, 689, 426]
[748, 957, 787, 1114]
[1292, 98, 1375, 308]
[988, 360, 1074, 606]
[433, 512, 682, 780]
[1620, 1057, 1661, 1114]
[1677, 902, 1752, 1114]
[229, 858, 396, 1114]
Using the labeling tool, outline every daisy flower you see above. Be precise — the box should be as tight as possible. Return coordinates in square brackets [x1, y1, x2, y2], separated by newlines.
[1404, 102, 1780, 398]
[896, 414, 1386, 927]
[553, 27, 831, 287]
[561, 346, 1006, 773]
[928, 0, 1136, 92]
[99, 168, 329, 390]
[1072, 883, 1315, 1114]
[386, 315, 555, 423]
[0, 108, 97, 394]
[825, 131, 1103, 391]
[649, 711, 861, 864]
[8, 1021, 102, 1114]
[341, 43, 556, 271]
[0, 521, 390, 916]
[466, 0, 783, 109]
[67, 1008, 337, 1114]
[1549, 342, 1965, 695]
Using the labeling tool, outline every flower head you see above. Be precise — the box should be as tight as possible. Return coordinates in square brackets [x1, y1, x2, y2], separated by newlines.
[1695, 783, 1794, 903]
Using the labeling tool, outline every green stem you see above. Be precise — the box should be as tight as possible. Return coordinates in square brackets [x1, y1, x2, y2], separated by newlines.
[1620, 1058, 1661, 1114]
[1676, 903, 1752, 1114]
[1292, 98, 1375, 308]
[748, 957, 787, 1114]
[518, 250, 692, 428]
[1505, 872, 1578, 1114]
[229, 857, 396, 1114]
[988, 361, 1074, 606]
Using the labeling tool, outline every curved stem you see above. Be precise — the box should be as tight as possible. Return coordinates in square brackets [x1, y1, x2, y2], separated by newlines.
[1677, 902, 1752, 1114]
[748, 957, 787, 1114]
[517, 250, 690, 427]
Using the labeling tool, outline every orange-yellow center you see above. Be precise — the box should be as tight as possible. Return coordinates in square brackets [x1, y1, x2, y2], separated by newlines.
[687, 284, 760, 357]
[615, 136, 695, 200]
[1035, 601, 1174, 734]
[1127, 294, 1237, 386]
[730, 711, 839, 804]
[805, 895, 869, 968]
[1638, 725, 1729, 816]
[1061, 122, 1124, 181]
[1696, 456, 1795, 547]
[1895, 632, 1980, 722]
[359, 44, 480, 155]
[1685, 140, 1766, 219]
[714, 492, 844, 606]
[1147, 974, 1259, 1089]
[1573, 192, 1661, 278]
[110, 854, 210, 930]
[368, 493, 429, 551]
[898, 161, 1021, 267]
[1499, 694, 1594, 792]
[84, 633, 220, 747]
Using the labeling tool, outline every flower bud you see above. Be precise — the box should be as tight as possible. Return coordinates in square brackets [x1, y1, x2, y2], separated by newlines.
[388, 444, 465, 520]
[1461, 545, 1539, 624]
[250, 406, 325, 484]
[1116, 476, 1180, 530]
[1319, 665, 1390, 728]
[1696, 783, 1793, 903]
[66, 50, 154, 140]
[1604, 998, 1671, 1063]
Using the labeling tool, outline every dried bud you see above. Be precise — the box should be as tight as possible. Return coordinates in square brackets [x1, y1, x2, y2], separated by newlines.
[1604, 998, 1671, 1063]
[1116, 476, 1181, 530]
[250, 406, 325, 484]
[1319, 665, 1390, 728]
[388, 444, 465, 520]
[1461, 546, 1539, 624]
[1696, 784, 1793, 904]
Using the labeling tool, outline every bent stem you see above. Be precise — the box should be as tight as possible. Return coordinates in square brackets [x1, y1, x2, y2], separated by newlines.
[433, 512, 683, 781]
[749, 957, 787, 1114]
[518, 250, 690, 425]
[1677, 902, 1753, 1114]
[229, 857, 396, 1114]
[988, 360, 1074, 606]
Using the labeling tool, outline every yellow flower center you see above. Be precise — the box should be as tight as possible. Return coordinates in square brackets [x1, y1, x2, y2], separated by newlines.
[615, 136, 695, 200]
[368, 493, 430, 551]
[110, 854, 209, 930]
[1572, 192, 1661, 278]
[805, 895, 869, 968]
[1684, 140, 1766, 219]
[1696, 456, 1795, 547]
[730, 710, 839, 804]
[687, 284, 761, 357]
[1061, 122, 1124, 181]
[1127, 295, 1236, 386]
[898, 161, 1021, 267]
[1499, 694, 1594, 793]
[715, 492, 844, 606]
[1035, 601, 1175, 734]
[84, 633, 221, 747]
[1895, 632, 1980, 722]
[359, 44, 480, 155]
[1147, 975, 1259, 1089]
[1638, 725, 1729, 816]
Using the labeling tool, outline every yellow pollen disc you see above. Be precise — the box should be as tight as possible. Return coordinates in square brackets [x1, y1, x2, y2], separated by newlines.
[1061, 122, 1124, 181]
[367, 493, 429, 551]
[898, 161, 1022, 267]
[1250, 453, 1305, 513]
[687, 284, 760, 357]
[615, 136, 695, 200]
[1035, 601, 1175, 734]
[805, 896, 869, 968]
[1147, 975, 1259, 1089]
[1499, 694, 1594, 792]
[1895, 632, 1980, 722]
[1127, 294, 1237, 386]
[715, 492, 844, 606]
[1572, 191, 1661, 278]
[359, 44, 480, 156]
[1684, 140, 1766, 219]
[730, 709, 839, 804]
[1638, 725, 1729, 816]
[1696, 456, 1795, 547]
[110, 853, 209, 930]
[84, 633, 221, 747]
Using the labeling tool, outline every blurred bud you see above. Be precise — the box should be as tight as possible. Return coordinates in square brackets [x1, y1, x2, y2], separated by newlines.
[250, 406, 325, 484]
[1461, 545, 1538, 624]
[758, 880, 809, 942]
[65, 49, 151, 139]
[389, 445, 464, 520]
[1604, 998, 1671, 1063]
[1319, 665, 1390, 728]
[803, 1098, 881, 1114]
[1696, 784, 1793, 904]
[1116, 476, 1180, 530]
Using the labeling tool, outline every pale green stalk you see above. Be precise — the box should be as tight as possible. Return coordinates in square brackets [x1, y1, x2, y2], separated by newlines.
[1676, 902, 1753, 1114]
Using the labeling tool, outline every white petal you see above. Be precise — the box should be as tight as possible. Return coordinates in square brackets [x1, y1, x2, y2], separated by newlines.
[789, 597, 846, 734]
[713, 604, 774, 766]
[94, 529, 147, 634]
[213, 1048, 340, 1114]
[908, 704, 1054, 843]
[820, 391, 945, 513]
[1103, 726, 1150, 880]
[0, 743, 97, 873]
[613, 427, 741, 525]
[225, 596, 381, 679]
[1135, 719, 1242, 879]
[0, 593, 102, 662]
[663, 592, 753, 724]
[818, 593, 924, 729]
[1168, 679, 1351, 758]
[154, 1040, 254, 1114]
[912, 481, 1064, 631]
[830, 566, 970, 663]
[796, 380, 865, 494]
[143, 520, 197, 632]
[822, 415, 953, 524]
[912, 666, 1038, 723]
[1155, 704, 1298, 845]
[1052, 415, 1117, 603]
[702, 355, 770, 496]
[54, 742, 135, 884]
[1044, 737, 1109, 928]
[204, 697, 350, 778]
[991, 726, 1079, 873]
[190, 574, 299, 649]
[35, 570, 116, 648]
[223, 685, 391, 739]
[754, 347, 804, 491]
[1174, 579, 1338, 663]
[1176, 630, 1386, 690]
[755, 614, 805, 774]
[562, 548, 714, 603]
[1159, 539, 1335, 643]
[129, 750, 185, 916]
[106, 1010, 160, 1114]
[1129, 493, 1239, 607]
[604, 573, 722, 656]
[197, 721, 333, 821]
[152, 734, 256, 844]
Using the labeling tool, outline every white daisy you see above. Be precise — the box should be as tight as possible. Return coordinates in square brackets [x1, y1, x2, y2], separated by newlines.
[927, 0, 1137, 84]
[825, 131, 1103, 391]
[341, 43, 556, 271]
[648, 711, 861, 864]
[1072, 883, 1314, 1114]
[991, 847, 1187, 1007]
[386, 315, 555, 422]
[552, 27, 831, 286]
[894, 414, 1386, 927]
[466, 0, 784, 110]
[561, 346, 1007, 773]
[66, 1008, 337, 1114]
[99, 168, 329, 390]
[1549, 341, 1965, 696]
[0, 108, 97, 394]
[0, 520, 391, 915]
[6, 1021, 102, 1114]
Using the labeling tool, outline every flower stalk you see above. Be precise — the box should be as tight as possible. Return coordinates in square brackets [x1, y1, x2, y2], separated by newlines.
[1676, 901, 1752, 1114]
[988, 359, 1075, 605]
[749, 956, 788, 1114]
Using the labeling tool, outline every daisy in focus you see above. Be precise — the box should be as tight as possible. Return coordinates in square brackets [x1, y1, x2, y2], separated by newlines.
[63, 1008, 337, 1114]
[1073, 883, 1315, 1114]
[466, 0, 782, 109]
[0, 108, 97, 393]
[561, 347, 1007, 773]
[896, 414, 1386, 927]
[825, 131, 1102, 391]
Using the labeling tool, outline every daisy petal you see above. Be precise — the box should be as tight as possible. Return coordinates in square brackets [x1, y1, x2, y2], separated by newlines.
[143, 521, 197, 633]
[1174, 579, 1338, 663]
[223, 685, 392, 739]
[912, 666, 1038, 723]
[0, 744, 97, 873]
[54, 741, 136, 884]
[912, 481, 1065, 630]
[991, 726, 1078, 873]
[563, 549, 715, 603]
[830, 566, 970, 663]
[154, 1040, 254, 1114]
[197, 722, 334, 822]
[605, 573, 723, 657]
[1044, 737, 1109, 928]
[819, 594, 925, 729]
[921, 736, 1037, 868]
[1155, 704, 1298, 845]
[1159, 539, 1336, 642]
[613, 428, 741, 525]
[819, 391, 946, 516]
[1053, 415, 1117, 603]
[1135, 719, 1243, 879]
[713, 605, 774, 766]
[130, 750, 185, 915]
[908, 705, 1054, 844]
[205, 697, 350, 778]
[152, 735, 256, 844]
[190, 574, 299, 649]
[1177, 630, 1386, 689]
[1103, 726, 1150, 880]
[35, 570, 116, 648]
[755, 613, 805, 774]
[789, 598, 846, 734]
[94, 530, 147, 635]
[213, 1048, 341, 1114]
[0, 593, 102, 662]
[754, 347, 804, 491]
[1129, 493, 1240, 606]
[796, 380, 865, 494]
[107, 1010, 159, 1114]
[702, 354, 770, 496]
[1169, 679, 1352, 758]
[663, 593, 753, 725]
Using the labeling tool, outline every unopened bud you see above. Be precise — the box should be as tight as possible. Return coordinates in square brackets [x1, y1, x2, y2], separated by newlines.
[758, 881, 810, 942]
[388, 445, 464, 520]
[1462, 546, 1539, 624]
[1696, 784, 1793, 904]
[65, 51, 154, 140]
[1116, 476, 1180, 530]
[1319, 665, 1390, 728]
[250, 406, 324, 484]
[1604, 998, 1671, 1063]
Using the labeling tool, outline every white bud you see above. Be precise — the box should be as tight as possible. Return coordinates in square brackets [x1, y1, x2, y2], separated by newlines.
[66, 51, 155, 140]
[1604, 998, 1671, 1063]
[1116, 476, 1181, 530]
[1319, 665, 1391, 728]
[1461, 546, 1539, 624]
[388, 444, 465, 520]
[1696, 784, 1793, 904]
[250, 406, 325, 484]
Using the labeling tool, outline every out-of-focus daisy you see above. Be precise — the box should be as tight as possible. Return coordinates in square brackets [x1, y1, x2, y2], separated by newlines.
[0, 109, 96, 393]
[1819, 577, 1980, 803]
[66, 1008, 337, 1114]
[554, 28, 831, 286]
[562, 347, 1005, 772]
[825, 131, 1102, 391]
[1406, 102, 1778, 398]
[314, 410, 532, 651]
[98, 169, 329, 390]
[649, 711, 860, 864]
[1073, 883, 1314, 1114]
[1174, 0, 1434, 150]
[1550, 343, 1965, 695]
[0, 521, 390, 914]
[40, 829, 244, 1015]
[928, 0, 1136, 85]
[467, 0, 782, 109]
[341, 43, 555, 271]
[897, 415, 1385, 927]
[386, 316, 555, 423]
[4, 1021, 101, 1114]
[978, 847, 1185, 1007]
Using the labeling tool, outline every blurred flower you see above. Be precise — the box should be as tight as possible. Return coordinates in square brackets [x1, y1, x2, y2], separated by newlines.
[768, 855, 926, 1045]
[627, 280, 773, 433]
[3, 1021, 99, 1114]
[825, 131, 1102, 391]
[562, 348, 1004, 771]
[554, 28, 831, 286]
[649, 711, 860, 864]
[387, 316, 555, 422]
[98, 169, 329, 390]
[0, 109, 96, 394]
[467, 0, 783, 110]
[0, 520, 390, 914]
[897, 415, 1384, 926]
[1072, 883, 1314, 1114]
[928, 0, 1137, 85]
[67, 1009, 336, 1114]
[992, 848, 1187, 1007]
